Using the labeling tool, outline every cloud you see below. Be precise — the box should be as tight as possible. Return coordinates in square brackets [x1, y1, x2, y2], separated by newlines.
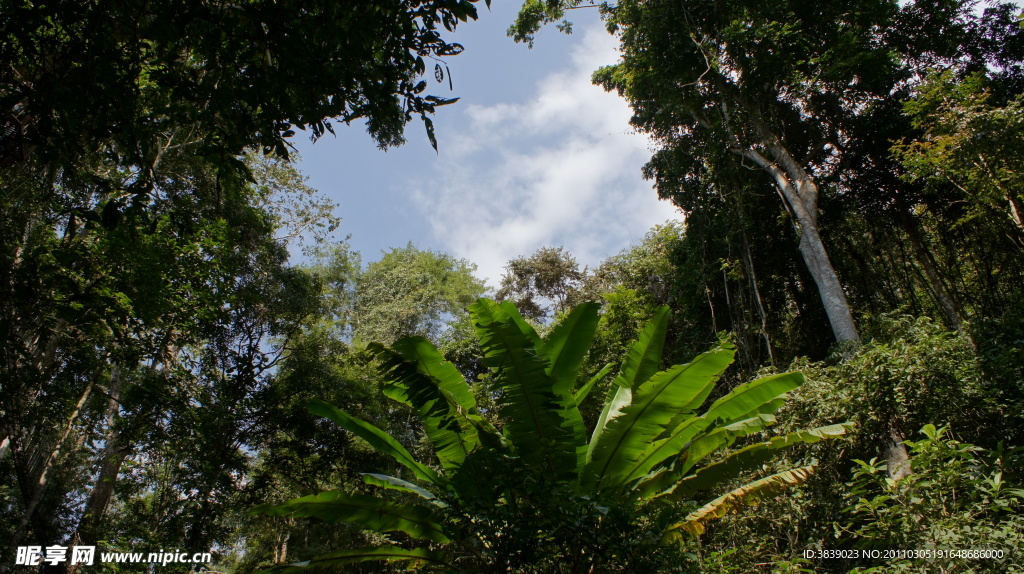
[411, 24, 680, 288]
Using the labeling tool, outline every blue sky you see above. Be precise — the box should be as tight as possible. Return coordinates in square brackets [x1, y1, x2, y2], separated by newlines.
[290, 2, 680, 287]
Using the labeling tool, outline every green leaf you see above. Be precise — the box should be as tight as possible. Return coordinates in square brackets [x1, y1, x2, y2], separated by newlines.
[613, 306, 671, 391]
[672, 372, 804, 476]
[541, 302, 600, 396]
[372, 337, 481, 471]
[677, 414, 779, 478]
[251, 490, 450, 543]
[469, 298, 578, 479]
[361, 473, 445, 506]
[586, 383, 631, 467]
[256, 546, 448, 572]
[701, 372, 803, 426]
[498, 299, 543, 348]
[575, 362, 613, 407]
[539, 302, 600, 470]
[307, 399, 442, 486]
[586, 308, 670, 473]
[585, 345, 735, 491]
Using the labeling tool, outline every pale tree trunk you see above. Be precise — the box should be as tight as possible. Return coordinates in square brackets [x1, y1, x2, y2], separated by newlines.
[886, 426, 912, 480]
[729, 128, 920, 475]
[737, 141, 860, 345]
[65, 364, 127, 574]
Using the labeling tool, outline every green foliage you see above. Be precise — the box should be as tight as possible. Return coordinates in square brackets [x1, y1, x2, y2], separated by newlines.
[782, 314, 1001, 452]
[495, 246, 597, 321]
[0, 144, 329, 561]
[894, 70, 1024, 234]
[254, 299, 849, 572]
[1, 0, 487, 184]
[843, 425, 1024, 573]
[672, 313, 1021, 573]
[352, 244, 487, 345]
[246, 151, 341, 252]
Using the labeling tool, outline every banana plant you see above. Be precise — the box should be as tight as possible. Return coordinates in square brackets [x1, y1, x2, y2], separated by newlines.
[253, 299, 851, 571]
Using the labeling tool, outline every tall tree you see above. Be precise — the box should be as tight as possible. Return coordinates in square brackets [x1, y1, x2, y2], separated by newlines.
[0, 149, 324, 564]
[511, 0, 1023, 349]
[350, 244, 487, 345]
[495, 246, 596, 322]
[512, 0, 914, 345]
[0, 0, 488, 173]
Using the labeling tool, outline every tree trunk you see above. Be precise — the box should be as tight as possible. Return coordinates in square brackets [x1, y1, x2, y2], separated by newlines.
[795, 223, 861, 345]
[738, 143, 860, 345]
[64, 444, 129, 574]
[885, 426, 911, 479]
[904, 219, 973, 346]
[66, 364, 126, 574]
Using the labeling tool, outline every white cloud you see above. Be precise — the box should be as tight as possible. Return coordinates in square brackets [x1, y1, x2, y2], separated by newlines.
[412, 23, 680, 288]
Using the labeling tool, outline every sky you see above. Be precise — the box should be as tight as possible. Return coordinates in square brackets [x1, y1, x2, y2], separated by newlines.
[289, 2, 680, 288]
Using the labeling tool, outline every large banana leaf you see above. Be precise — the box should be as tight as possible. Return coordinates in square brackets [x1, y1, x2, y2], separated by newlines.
[676, 414, 779, 477]
[585, 307, 670, 473]
[257, 546, 448, 572]
[539, 302, 600, 470]
[372, 337, 481, 471]
[611, 306, 671, 391]
[702, 372, 803, 427]
[470, 299, 578, 478]
[626, 413, 776, 495]
[585, 345, 735, 491]
[662, 465, 817, 541]
[540, 302, 600, 396]
[625, 416, 713, 496]
[675, 372, 803, 476]
[663, 423, 853, 500]
[630, 372, 803, 498]
[574, 362, 613, 407]
[251, 490, 450, 543]
[307, 399, 442, 486]
[361, 473, 445, 506]
[492, 299, 543, 350]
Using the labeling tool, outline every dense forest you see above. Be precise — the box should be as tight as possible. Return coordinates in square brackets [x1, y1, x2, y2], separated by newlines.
[2, 0, 1023, 572]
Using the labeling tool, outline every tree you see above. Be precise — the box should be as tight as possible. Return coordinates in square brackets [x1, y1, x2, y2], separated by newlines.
[895, 71, 1024, 240]
[332, 244, 487, 346]
[512, 0, 906, 344]
[253, 299, 850, 572]
[510, 0, 1024, 350]
[495, 246, 596, 321]
[0, 145, 324, 566]
[0, 0, 488, 175]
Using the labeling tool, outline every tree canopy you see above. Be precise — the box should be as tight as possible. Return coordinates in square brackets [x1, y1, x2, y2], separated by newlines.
[0, 0, 488, 206]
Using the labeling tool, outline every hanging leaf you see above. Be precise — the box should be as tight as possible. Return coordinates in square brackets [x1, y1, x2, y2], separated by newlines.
[425, 96, 461, 106]
[424, 116, 437, 152]
[437, 43, 465, 56]
[361, 473, 446, 507]
[307, 399, 442, 486]
[434, 63, 444, 83]
[662, 466, 817, 541]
